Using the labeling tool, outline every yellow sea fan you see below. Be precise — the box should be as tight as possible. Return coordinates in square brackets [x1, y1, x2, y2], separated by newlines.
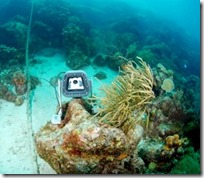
[95, 56, 155, 134]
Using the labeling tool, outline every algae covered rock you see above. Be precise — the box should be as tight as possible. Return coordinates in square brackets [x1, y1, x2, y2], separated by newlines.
[65, 50, 90, 69]
[0, 20, 27, 47]
[35, 99, 144, 174]
[94, 71, 107, 80]
[0, 82, 24, 106]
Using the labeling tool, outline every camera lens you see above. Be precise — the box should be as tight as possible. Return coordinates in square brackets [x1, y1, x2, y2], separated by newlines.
[73, 80, 78, 84]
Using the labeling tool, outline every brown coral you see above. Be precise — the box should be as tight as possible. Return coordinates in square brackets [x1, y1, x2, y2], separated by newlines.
[12, 71, 26, 86]
[0, 82, 24, 106]
[12, 70, 27, 95]
[163, 134, 186, 151]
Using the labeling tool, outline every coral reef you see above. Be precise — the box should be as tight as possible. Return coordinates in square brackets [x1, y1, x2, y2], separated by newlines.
[30, 75, 41, 90]
[170, 147, 200, 174]
[163, 134, 187, 151]
[0, 20, 27, 47]
[95, 57, 155, 134]
[34, 0, 71, 30]
[0, 0, 200, 174]
[161, 134, 189, 159]
[35, 99, 144, 174]
[138, 139, 163, 165]
[144, 89, 188, 139]
[152, 63, 174, 96]
[125, 43, 138, 59]
[65, 50, 90, 70]
[12, 70, 27, 95]
[136, 76, 200, 174]
[0, 68, 40, 105]
[0, 44, 17, 60]
[0, 82, 24, 106]
[94, 71, 107, 80]
[0, 0, 199, 77]
[0, 45, 25, 67]
[137, 48, 156, 66]
[161, 78, 175, 93]
[93, 54, 107, 66]
[105, 52, 126, 71]
[12, 70, 40, 95]
[138, 134, 190, 174]
[62, 17, 95, 58]
[170, 155, 200, 174]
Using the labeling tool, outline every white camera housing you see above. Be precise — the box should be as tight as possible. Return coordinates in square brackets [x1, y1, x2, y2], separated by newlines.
[62, 70, 91, 97]
[68, 77, 84, 90]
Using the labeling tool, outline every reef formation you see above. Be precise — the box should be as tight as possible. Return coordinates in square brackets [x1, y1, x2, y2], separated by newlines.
[35, 57, 200, 174]
[0, 0, 200, 174]
[35, 99, 145, 174]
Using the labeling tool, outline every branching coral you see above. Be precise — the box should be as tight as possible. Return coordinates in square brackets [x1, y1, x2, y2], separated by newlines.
[96, 56, 155, 134]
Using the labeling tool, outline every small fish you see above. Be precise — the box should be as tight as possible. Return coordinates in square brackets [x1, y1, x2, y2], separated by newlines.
[183, 64, 188, 69]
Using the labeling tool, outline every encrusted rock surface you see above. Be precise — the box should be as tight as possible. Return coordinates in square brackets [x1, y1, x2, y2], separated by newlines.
[35, 99, 144, 174]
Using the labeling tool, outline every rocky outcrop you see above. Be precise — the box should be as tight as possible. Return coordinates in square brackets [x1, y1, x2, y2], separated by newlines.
[35, 99, 144, 174]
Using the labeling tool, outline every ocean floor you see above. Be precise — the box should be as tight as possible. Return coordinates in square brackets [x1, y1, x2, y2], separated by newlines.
[0, 49, 117, 174]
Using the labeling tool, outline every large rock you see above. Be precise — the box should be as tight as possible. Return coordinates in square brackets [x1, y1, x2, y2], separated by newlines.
[35, 99, 144, 174]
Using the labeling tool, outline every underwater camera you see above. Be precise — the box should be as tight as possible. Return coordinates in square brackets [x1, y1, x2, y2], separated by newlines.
[51, 70, 92, 124]
[62, 70, 92, 97]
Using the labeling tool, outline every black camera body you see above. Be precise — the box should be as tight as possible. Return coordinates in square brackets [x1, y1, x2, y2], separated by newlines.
[62, 70, 92, 97]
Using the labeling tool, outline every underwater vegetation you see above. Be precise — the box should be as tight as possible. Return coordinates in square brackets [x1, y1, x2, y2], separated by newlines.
[0, 0, 200, 174]
[170, 147, 200, 174]
[35, 56, 200, 174]
[95, 56, 155, 134]
[0, 0, 199, 75]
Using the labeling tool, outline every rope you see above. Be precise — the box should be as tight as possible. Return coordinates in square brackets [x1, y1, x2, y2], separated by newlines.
[25, 0, 40, 173]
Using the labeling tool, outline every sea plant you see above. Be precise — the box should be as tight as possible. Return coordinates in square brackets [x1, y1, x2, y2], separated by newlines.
[95, 56, 155, 134]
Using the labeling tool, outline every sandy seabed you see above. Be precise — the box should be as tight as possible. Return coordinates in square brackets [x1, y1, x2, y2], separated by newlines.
[0, 51, 117, 174]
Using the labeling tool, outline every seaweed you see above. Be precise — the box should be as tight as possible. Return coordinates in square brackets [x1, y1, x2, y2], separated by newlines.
[95, 56, 155, 134]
